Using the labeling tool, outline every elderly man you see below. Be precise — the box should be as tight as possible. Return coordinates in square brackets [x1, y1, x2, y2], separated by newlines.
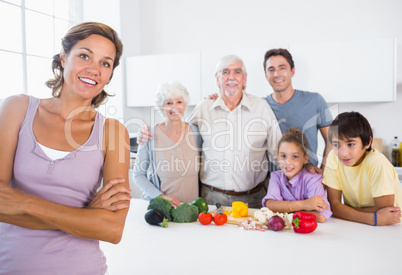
[208, 49, 333, 172]
[189, 55, 281, 208]
[138, 55, 281, 208]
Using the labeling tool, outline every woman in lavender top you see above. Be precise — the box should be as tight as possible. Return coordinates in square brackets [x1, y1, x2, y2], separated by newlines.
[262, 128, 332, 222]
[0, 22, 131, 274]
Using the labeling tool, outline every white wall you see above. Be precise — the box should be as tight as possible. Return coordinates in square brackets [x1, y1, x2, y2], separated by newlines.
[121, 0, 402, 159]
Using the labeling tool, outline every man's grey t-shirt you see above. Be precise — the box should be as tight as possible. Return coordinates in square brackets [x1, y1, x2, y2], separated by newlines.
[264, 90, 333, 166]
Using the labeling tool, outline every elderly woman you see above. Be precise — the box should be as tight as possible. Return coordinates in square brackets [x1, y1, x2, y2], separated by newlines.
[133, 81, 201, 207]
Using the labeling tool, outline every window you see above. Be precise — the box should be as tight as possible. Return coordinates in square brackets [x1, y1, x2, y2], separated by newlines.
[0, 0, 80, 100]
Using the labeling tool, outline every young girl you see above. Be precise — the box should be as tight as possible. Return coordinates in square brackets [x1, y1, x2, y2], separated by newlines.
[262, 128, 332, 222]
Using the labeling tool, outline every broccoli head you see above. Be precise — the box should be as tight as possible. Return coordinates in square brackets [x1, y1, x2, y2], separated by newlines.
[171, 202, 199, 223]
[147, 196, 173, 221]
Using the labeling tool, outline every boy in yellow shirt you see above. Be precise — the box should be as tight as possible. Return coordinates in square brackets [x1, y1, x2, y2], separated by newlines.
[323, 112, 401, 226]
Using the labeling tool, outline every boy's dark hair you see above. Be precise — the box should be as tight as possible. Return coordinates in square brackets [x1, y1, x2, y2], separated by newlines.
[263, 48, 295, 72]
[328, 112, 373, 151]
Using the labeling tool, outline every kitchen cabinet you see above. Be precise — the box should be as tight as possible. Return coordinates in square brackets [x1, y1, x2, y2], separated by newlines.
[126, 38, 396, 106]
[289, 38, 396, 103]
[100, 199, 402, 275]
[126, 52, 201, 106]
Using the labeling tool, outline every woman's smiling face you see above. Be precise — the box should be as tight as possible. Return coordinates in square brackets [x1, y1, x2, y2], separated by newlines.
[162, 97, 187, 121]
[60, 34, 116, 101]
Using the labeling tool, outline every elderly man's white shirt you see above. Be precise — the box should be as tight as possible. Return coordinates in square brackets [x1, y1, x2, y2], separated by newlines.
[188, 92, 281, 192]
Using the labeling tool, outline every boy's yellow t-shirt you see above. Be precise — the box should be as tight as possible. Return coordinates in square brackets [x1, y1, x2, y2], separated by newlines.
[323, 149, 402, 208]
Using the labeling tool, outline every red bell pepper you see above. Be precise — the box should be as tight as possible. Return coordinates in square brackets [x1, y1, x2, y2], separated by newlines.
[292, 211, 318, 234]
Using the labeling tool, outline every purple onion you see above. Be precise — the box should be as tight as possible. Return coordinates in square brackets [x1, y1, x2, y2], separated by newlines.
[268, 216, 285, 231]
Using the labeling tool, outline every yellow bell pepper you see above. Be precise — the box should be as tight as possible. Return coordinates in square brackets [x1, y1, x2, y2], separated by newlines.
[231, 201, 248, 218]
[224, 210, 232, 216]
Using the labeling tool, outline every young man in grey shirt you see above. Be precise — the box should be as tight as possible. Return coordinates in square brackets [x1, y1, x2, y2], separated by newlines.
[263, 48, 333, 171]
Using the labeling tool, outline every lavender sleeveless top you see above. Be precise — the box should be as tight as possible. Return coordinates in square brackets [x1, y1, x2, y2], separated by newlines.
[0, 96, 107, 274]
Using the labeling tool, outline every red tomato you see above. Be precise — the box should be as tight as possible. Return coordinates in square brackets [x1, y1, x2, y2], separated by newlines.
[198, 212, 213, 225]
[213, 213, 227, 225]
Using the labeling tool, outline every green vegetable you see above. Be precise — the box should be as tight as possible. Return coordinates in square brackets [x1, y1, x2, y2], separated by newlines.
[191, 197, 209, 214]
[171, 202, 199, 223]
[145, 209, 169, 228]
[147, 196, 173, 221]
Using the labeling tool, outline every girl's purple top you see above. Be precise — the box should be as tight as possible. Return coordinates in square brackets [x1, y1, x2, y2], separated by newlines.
[0, 96, 107, 274]
[262, 168, 332, 220]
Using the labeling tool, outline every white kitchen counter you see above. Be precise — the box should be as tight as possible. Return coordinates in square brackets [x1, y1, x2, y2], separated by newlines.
[101, 199, 402, 275]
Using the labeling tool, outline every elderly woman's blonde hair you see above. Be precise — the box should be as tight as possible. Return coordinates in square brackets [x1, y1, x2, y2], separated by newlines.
[155, 81, 190, 117]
